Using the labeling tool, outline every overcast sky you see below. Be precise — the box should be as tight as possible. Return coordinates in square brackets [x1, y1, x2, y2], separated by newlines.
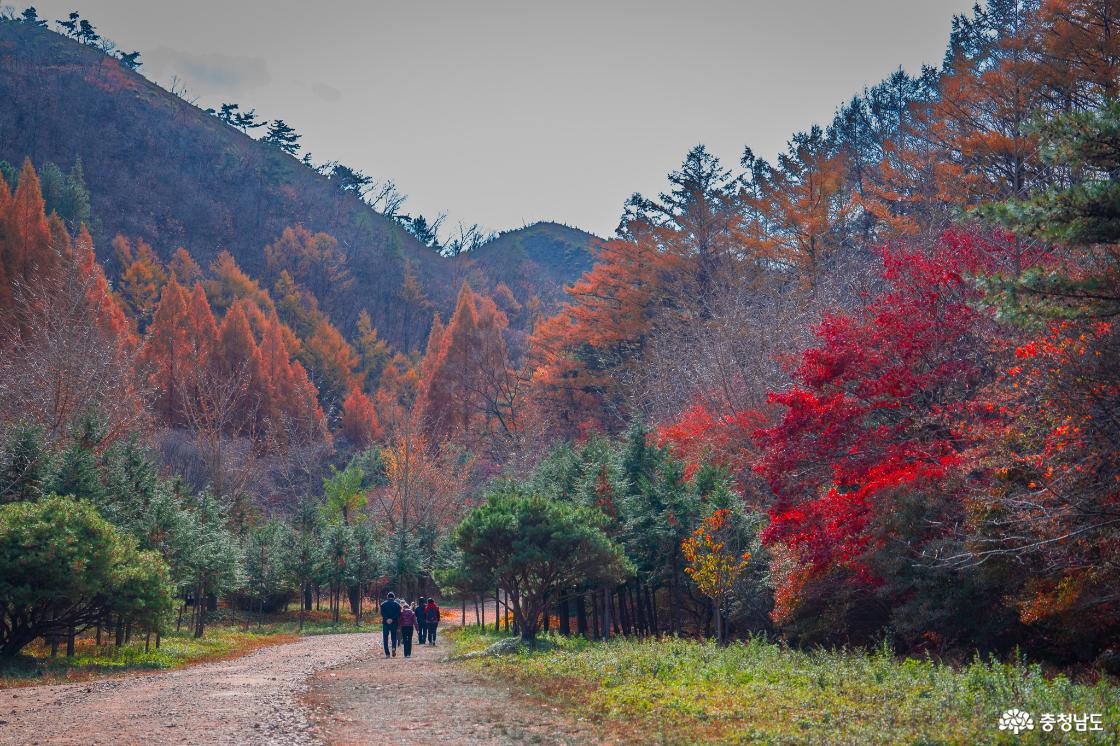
[30, 0, 973, 237]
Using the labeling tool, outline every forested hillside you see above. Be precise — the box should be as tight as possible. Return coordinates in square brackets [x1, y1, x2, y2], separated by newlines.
[469, 222, 599, 306]
[0, 19, 598, 351]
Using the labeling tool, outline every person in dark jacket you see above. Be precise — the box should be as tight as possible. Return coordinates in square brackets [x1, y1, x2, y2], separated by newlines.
[424, 599, 441, 645]
[398, 602, 418, 657]
[415, 596, 427, 644]
[380, 592, 401, 657]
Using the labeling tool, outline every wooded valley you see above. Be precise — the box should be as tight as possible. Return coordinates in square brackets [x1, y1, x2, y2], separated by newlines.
[0, 1, 1118, 724]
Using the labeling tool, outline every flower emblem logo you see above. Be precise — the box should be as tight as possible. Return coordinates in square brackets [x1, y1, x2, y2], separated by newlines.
[998, 709, 1035, 735]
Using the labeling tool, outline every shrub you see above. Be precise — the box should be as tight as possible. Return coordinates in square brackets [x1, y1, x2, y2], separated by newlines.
[0, 495, 173, 656]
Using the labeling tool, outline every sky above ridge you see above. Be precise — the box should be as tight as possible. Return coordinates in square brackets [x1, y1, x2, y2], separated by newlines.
[30, 0, 973, 237]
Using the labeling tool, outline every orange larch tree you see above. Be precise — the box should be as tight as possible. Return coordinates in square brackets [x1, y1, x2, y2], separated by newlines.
[139, 277, 191, 424]
[113, 235, 168, 330]
[741, 127, 856, 288]
[0, 166, 144, 444]
[210, 299, 268, 436]
[528, 221, 676, 436]
[1, 159, 57, 322]
[258, 311, 329, 444]
[263, 224, 354, 303]
[205, 250, 275, 316]
[340, 386, 382, 449]
[168, 246, 204, 286]
[417, 282, 518, 455]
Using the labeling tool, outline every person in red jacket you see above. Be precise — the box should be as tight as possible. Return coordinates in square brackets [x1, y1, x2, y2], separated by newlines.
[424, 599, 441, 645]
[398, 602, 418, 657]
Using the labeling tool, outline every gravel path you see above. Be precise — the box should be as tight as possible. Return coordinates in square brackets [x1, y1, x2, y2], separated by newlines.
[303, 633, 606, 745]
[0, 632, 381, 745]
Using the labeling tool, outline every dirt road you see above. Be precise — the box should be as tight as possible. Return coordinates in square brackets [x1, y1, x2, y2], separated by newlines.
[0, 625, 602, 745]
[0, 632, 380, 745]
[303, 633, 603, 745]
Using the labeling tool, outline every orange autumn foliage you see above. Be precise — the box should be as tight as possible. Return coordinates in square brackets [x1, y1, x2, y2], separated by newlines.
[529, 222, 676, 436]
[416, 282, 517, 448]
[340, 386, 382, 448]
[0, 159, 56, 320]
[113, 235, 168, 328]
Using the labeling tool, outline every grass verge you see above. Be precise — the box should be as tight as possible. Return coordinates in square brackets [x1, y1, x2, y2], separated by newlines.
[0, 608, 381, 688]
[449, 627, 1119, 745]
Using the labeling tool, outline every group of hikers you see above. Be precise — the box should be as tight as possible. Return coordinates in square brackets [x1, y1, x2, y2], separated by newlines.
[378, 592, 441, 658]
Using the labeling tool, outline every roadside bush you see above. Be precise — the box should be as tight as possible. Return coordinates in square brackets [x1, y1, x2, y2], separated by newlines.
[0, 495, 173, 656]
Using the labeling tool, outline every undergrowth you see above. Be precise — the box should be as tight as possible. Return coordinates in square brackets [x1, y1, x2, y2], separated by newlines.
[449, 627, 1119, 744]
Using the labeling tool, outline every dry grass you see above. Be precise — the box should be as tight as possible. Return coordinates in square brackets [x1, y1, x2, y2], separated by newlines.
[0, 623, 305, 689]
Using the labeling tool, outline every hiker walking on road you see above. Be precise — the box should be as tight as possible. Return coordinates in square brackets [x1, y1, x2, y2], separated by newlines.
[424, 598, 441, 645]
[399, 601, 417, 658]
[380, 592, 402, 657]
[415, 596, 427, 644]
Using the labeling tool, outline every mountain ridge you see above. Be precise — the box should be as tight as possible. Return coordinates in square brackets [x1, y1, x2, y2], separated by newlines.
[0, 20, 600, 352]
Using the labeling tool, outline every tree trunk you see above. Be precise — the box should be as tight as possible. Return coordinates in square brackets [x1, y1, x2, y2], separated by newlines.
[669, 576, 679, 636]
[647, 586, 659, 635]
[66, 626, 75, 657]
[194, 582, 206, 638]
[591, 591, 601, 640]
[115, 615, 126, 646]
[348, 584, 360, 618]
[461, 598, 466, 626]
[634, 585, 648, 636]
[575, 593, 588, 637]
[494, 586, 501, 633]
[602, 586, 612, 640]
[517, 598, 537, 645]
[558, 595, 570, 636]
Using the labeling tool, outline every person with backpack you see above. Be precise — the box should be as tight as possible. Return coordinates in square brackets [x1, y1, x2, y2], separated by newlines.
[424, 598, 441, 644]
[380, 591, 402, 657]
[415, 596, 427, 644]
[398, 601, 418, 658]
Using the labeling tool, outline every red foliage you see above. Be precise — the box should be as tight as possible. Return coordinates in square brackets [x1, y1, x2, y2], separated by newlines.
[753, 230, 1011, 621]
[657, 402, 766, 487]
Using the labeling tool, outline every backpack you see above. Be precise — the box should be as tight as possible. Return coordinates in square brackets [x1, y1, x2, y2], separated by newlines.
[426, 603, 440, 623]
